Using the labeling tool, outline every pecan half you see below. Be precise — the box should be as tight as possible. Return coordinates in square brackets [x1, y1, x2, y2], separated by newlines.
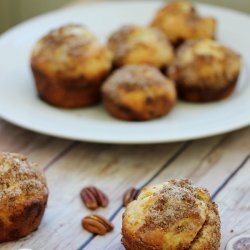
[80, 186, 109, 210]
[123, 187, 140, 206]
[82, 214, 114, 235]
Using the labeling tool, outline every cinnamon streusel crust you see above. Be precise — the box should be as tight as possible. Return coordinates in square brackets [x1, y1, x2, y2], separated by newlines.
[151, 0, 216, 47]
[102, 65, 176, 121]
[122, 179, 221, 250]
[168, 39, 241, 102]
[108, 25, 174, 69]
[0, 152, 48, 242]
[31, 24, 112, 108]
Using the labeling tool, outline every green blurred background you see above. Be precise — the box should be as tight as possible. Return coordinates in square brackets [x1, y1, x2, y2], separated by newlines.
[0, 0, 249, 34]
[0, 0, 70, 33]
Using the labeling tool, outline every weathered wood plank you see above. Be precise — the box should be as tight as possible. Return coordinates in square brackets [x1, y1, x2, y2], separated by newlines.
[0, 0, 249, 249]
[2, 131, 229, 249]
[215, 156, 250, 249]
[0, 119, 74, 167]
[0, 118, 249, 250]
[84, 127, 250, 250]
[1, 141, 185, 250]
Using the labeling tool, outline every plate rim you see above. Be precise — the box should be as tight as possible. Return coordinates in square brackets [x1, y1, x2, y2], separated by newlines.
[0, 1, 249, 144]
[1, 111, 249, 144]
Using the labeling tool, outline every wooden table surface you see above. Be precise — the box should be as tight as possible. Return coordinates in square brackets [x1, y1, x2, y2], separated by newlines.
[0, 1, 250, 250]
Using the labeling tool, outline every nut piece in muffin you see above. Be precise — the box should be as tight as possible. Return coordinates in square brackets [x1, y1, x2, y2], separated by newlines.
[168, 39, 241, 102]
[122, 179, 221, 250]
[102, 65, 176, 121]
[151, 0, 216, 46]
[31, 24, 112, 108]
[0, 152, 48, 242]
[108, 25, 174, 69]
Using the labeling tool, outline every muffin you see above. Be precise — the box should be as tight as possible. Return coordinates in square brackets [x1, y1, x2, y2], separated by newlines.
[0, 152, 48, 242]
[151, 0, 216, 46]
[31, 24, 112, 108]
[102, 65, 176, 121]
[168, 39, 241, 102]
[122, 179, 221, 250]
[108, 25, 174, 69]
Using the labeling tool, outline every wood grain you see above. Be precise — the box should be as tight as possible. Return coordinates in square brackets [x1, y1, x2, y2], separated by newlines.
[0, 119, 73, 167]
[0, 1, 249, 250]
[1, 141, 185, 249]
[215, 156, 250, 248]
[1, 127, 247, 250]
[84, 127, 250, 250]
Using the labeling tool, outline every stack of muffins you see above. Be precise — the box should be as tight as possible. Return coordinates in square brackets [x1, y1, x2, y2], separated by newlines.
[31, 0, 241, 121]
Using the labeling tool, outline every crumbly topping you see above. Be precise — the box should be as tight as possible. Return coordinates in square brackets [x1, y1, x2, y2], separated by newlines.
[32, 24, 96, 58]
[169, 39, 241, 88]
[122, 179, 221, 249]
[159, 0, 195, 15]
[31, 23, 107, 68]
[31, 24, 112, 78]
[151, 0, 216, 46]
[143, 179, 204, 231]
[102, 65, 174, 98]
[190, 199, 221, 249]
[108, 25, 170, 62]
[108, 25, 138, 61]
[0, 152, 48, 204]
[176, 39, 231, 66]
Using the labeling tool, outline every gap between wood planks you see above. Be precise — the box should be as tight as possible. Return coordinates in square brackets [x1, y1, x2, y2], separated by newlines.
[212, 154, 250, 199]
[77, 141, 190, 250]
[1, 132, 186, 249]
[0, 120, 249, 250]
[78, 137, 229, 249]
[78, 137, 222, 249]
[79, 128, 250, 250]
[85, 152, 250, 250]
[0, 119, 78, 168]
[43, 141, 79, 171]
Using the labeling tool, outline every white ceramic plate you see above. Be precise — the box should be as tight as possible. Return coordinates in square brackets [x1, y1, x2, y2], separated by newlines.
[0, 1, 249, 144]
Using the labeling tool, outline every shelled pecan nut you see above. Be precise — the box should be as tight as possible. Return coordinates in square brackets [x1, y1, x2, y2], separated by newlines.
[82, 214, 114, 235]
[123, 187, 140, 206]
[80, 186, 109, 210]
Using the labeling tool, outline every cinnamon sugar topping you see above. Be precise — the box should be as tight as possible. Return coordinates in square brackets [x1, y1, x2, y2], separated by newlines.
[122, 179, 221, 249]
[144, 180, 204, 231]
[108, 25, 169, 61]
[0, 152, 48, 203]
[32, 24, 96, 58]
[102, 65, 174, 99]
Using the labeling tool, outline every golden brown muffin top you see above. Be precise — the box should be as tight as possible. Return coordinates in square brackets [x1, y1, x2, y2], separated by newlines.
[102, 65, 175, 98]
[31, 24, 112, 79]
[151, 0, 216, 45]
[144, 179, 207, 231]
[169, 39, 241, 88]
[32, 24, 96, 58]
[122, 179, 220, 250]
[0, 152, 48, 206]
[157, 0, 195, 15]
[190, 200, 221, 250]
[107, 25, 174, 68]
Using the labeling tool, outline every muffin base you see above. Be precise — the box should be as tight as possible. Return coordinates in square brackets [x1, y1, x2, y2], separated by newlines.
[122, 229, 155, 250]
[32, 67, 104, 108]
[103, 95, 175, 121]
[0, 197, 47, 243]
[177, 79, 237, 102]
[122, 200, 220, 250]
